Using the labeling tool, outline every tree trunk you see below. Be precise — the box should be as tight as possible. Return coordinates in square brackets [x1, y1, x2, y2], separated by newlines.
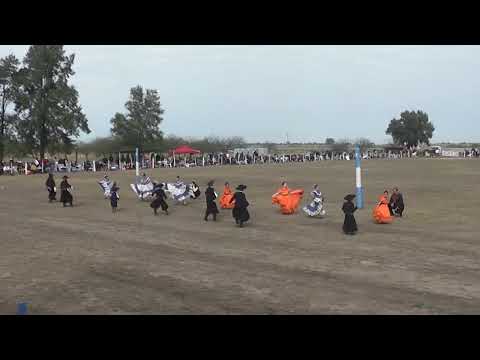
[0, 84, 6, 162]
[39, 125, 47, 161]
[0, 121, 4, 162]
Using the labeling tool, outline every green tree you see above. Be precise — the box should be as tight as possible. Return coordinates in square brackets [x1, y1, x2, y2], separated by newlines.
[13, 45, 90, 160]
[325, 138, 335, 145]
[0, 54, 20, 161]
[110, 85, 164, 151]
[77, 136, 124, 159]
[386, 110, 434, 148]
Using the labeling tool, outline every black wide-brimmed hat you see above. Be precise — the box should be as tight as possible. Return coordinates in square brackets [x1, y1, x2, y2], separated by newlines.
[344, 194, 355, 201]
[236, 184, 247, 191]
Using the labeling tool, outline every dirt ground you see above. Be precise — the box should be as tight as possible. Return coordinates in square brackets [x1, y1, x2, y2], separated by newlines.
[1, 159, 480, 314]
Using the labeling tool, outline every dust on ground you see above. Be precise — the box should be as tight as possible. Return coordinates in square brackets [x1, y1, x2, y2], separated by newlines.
[1, 159, 479, 314]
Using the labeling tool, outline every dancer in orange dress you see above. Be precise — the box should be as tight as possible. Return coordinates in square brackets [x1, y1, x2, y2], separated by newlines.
[220, 182, 235, 209]
[272, 181, 304, 214]
[373, 190, 393, 224]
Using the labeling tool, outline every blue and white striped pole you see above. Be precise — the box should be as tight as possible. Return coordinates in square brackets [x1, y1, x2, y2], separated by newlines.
[355, 144, 364, 209]
[135, 147, 139, 177]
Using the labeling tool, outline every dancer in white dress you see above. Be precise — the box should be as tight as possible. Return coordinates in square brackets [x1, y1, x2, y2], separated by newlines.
[302, 184, 326, 217]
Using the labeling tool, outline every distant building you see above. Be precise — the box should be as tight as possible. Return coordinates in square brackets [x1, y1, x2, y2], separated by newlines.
[441, 148, 464, 157]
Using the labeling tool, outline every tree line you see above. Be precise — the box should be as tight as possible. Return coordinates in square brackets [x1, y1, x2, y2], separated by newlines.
[76, 135, 248, 159]
[1, 45, 436, 162]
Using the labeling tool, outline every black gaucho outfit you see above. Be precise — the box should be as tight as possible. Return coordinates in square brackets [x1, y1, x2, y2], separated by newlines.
[150, 186, 168, 214]
[60, 180, 73, 206]
[204, 186, 219, 220]
[46, 176, 56, 202]
[191, 184, 201, 199]
[110, 187, 119, 209]
[342, 200, 358, 235]
[230, 191, 250, 226]
[389, 193, 405, 217]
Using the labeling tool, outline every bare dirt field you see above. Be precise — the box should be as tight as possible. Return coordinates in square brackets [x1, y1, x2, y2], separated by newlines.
[1, 159, 480, 314]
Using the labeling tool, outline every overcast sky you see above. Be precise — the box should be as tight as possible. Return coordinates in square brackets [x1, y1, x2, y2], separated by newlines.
[1, 45, 479, 144]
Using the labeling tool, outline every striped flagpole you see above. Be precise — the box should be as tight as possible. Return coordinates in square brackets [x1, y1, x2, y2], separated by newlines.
[355, 144, 364, 209]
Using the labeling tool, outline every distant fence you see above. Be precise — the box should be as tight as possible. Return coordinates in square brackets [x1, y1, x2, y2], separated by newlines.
[2, 148, 479, 176]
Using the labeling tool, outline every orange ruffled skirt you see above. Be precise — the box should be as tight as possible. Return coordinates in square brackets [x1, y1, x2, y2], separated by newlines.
[272, 189, 304, 214]
[220, 188, 235, 209]
[373, 203, 393, 224]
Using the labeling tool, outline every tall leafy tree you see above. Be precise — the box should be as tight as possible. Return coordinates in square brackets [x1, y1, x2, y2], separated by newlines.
[110, 85, 164, 151]
[0, 54, 20, 161]
[13, 45, 90, 160]
[386, 110, 434, 148]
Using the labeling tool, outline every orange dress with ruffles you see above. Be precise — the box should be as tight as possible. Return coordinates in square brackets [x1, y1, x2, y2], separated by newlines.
[272, 186, 304, 214]
[373, 195, 393, 224]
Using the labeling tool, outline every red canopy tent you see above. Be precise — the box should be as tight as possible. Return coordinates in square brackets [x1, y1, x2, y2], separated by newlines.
[169, 145, 201, 155]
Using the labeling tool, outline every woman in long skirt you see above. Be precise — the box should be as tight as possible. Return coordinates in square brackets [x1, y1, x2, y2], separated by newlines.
[342, 194, 358, 235]
[150, 183, 169, 215]
[60, 175, 73, 207]
[220, 182, 235, 209]
[302, 184, 326, 217]
[45, 173, 56, 202]
[204, 180, 219, 221]
[373, 191, 393, 224]
[230, 184, 250, 227]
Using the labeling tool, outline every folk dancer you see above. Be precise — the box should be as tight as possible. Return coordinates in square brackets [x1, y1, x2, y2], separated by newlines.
[230, 184, 250, 227]
[204, 180, 219, 221]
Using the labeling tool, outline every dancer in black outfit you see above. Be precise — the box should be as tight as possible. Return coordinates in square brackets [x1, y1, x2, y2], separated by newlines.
[230, 184, 250, 227]
[110, 182, 119, 213]
[342, 194, 358, 235]
[204, 180, 219, 221]
[389, 187, 405, 217]
[150, 183, 169, 215]
[191, 181, 201, 199]
[45, 173, 56, 202]
[60, 175, 73, 207]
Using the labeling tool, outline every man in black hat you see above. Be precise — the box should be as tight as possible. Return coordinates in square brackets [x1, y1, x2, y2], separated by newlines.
[389, 187, 405, 217]
[110, 182, 120, 213]
[204, 180, 219, 221]
[342, 194, 357, 235]
[150, 182, 169, 216]
[45, 173, 56, 203]
[60, 175, 73, 207]
[230, 184, 250, 227]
